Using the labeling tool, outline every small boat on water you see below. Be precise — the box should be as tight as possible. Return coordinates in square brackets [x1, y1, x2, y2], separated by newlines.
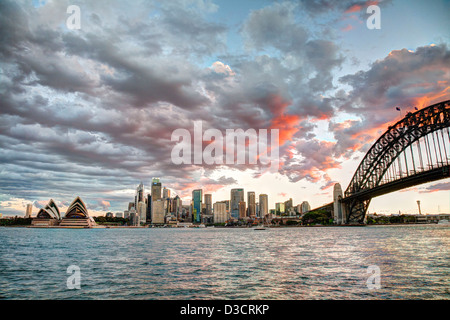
[254, 224, 266, 230]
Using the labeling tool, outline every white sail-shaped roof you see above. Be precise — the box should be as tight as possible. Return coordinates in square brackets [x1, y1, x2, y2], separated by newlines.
[65, 196, 89, 218]
[36, 199, 61, 219]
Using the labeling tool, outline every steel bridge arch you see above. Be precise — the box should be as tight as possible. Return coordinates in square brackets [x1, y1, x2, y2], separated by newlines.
[343, 100, 450, 223]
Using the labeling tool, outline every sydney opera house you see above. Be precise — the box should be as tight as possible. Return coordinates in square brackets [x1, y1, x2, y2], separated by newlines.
[31, 196, 97, 228]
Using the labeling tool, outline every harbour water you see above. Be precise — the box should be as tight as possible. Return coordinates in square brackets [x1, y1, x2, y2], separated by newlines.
[0, 225, 448, 300]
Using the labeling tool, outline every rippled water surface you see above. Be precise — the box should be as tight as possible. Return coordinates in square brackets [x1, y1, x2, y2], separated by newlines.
[0, 225, 448, 299]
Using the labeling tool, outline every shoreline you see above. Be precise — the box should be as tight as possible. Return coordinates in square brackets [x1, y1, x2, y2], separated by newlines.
[0, 222, 445, 229]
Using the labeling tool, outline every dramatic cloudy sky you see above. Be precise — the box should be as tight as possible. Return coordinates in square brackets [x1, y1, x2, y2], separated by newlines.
[1, 0, 450, 216]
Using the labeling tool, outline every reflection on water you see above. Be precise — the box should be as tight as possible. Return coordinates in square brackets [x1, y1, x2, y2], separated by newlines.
[0, 225, 448, 299]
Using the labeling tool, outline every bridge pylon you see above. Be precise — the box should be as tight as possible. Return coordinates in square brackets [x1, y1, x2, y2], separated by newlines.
[333, 183, 347, 224]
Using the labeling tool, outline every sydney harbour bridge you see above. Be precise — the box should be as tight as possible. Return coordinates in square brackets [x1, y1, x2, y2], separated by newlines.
[313, 100, 450, 224]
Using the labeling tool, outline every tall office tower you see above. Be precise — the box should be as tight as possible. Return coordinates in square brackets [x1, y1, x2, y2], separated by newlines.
[135, 182, 144, 209]
[192, 189, 203, 223]
[238, 201, 246, 219]
[213, 202, 227, 224]
[173, 195, 181, 218]
[151, 178, 162, 200]
[163, 187, 170, 199]
[128, 202, 135, 211]
[146, 194, 152, 222]
[138, 201, 147, 224]
[301, 201, 311, 213]
[204, 194, 212, 215]
[124, 210, 129, 219]
[151, 199, 165, 224]
[230, 188, 244, 219]
[259, 194, 268, 218]
[25, 204, 33, 218]
[247, 192, 256, 217]
[164, 198, 170, 213]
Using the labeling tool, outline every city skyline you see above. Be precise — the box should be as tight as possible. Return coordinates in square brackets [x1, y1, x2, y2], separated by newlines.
[1, 0, 450, 217]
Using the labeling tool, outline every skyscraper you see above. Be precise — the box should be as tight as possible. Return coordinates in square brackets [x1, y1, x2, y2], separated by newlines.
[213, 202, 227, 224]
[25, 204, 32, 218]
[301, 201, 311, 213]
[192, 189, 202, 223]
[173, 195, 181, 218]
[151, 178, 162, 223]
[239, 201, 246, 219]
[151, 199, 165, 224]
[259, 194, 268, 218]
[284, 198, 293, 212]
[276, 202, 285, 215]
[138, 201, 147, 224]
[151, 178, 162, 200]
[163, 187, 170, 199]
[204, 194, 212, 215]
[146, 194, 152, 222]
[230, 188, 244, 219]
[247, 191, 256, 218]
[135, 182, 144, 209]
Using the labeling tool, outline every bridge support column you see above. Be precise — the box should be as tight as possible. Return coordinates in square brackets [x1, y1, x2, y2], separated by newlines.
[333, 183, 346, 225]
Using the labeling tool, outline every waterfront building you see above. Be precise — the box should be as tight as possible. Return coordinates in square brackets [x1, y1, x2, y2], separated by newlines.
[152, 199, 166, 224]
[276, 202, 285, 215]
[105, 212, 114, 218]
[204, 194, 212, 215]
[239, 201, 246, 219]
[151, 199, 165, 224]
[31, 199, 61, 227]
[301, 201, 311, 213]
[59, 196, 97, 228]
[230, 188, 244, 219]
[124, 210, 129, 219]
[259, 194, 268, 218]
[182, 205, 190, 219]
[247, 192, 256, 218]
[129, 209, 140, 226]
[115, 212, 124, 218]
[25, 204, 32, 218]
[192, 189, 202, 223]
[138, 201, 147, 225]
[213, 202, 227, 224]
[284, 198, 293, 212]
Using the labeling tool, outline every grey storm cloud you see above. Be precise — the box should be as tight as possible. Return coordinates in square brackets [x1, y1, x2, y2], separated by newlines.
[1, 0, 445, 214]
